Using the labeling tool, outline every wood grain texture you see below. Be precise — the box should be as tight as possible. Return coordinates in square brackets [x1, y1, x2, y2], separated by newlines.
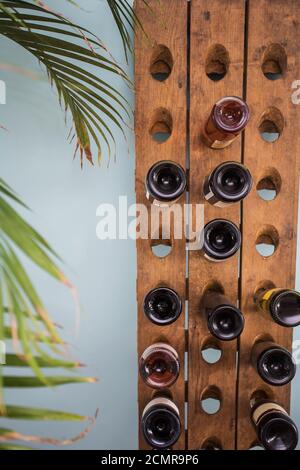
[135, 0, 187, 450]
[237, 0, 300, 450]
[188, 0, 246, 450]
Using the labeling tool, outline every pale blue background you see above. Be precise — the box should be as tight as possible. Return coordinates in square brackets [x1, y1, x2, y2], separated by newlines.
[0, 0, 299, 450]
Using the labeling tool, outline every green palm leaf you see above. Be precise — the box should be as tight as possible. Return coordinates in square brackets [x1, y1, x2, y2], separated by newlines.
[3, 376, 97, 387]
[107, 0, 152, 62]
[0, 0, 152, 451]
[0, 443, 34, 450]
[0, 180, 96, 447]
[0, 406, 85, 420]
[0, 0, 130, 165]
[5, 353, 82, 368]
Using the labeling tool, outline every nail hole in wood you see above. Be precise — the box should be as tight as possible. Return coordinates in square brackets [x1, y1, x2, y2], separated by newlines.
[261, 43, 287, 80]
[150, 45, 173, 82]
[205, 44, 230, 81]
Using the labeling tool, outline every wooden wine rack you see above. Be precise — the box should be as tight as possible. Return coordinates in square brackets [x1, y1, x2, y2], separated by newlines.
[135, 0, 188, 450]
[135, 0, 300, 450]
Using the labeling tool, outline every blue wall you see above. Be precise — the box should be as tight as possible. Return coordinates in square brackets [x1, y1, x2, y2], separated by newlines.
[0, 0, 299, 450]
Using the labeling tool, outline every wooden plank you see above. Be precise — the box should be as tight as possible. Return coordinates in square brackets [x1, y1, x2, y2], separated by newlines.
[237, 0, 300, 450]
[134, 0, 187, 450]
[188, 0, 246, 450]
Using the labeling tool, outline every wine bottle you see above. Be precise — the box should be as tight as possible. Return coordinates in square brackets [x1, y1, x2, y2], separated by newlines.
[202, 96, 250, 149]
[202, 290, 244, 341]
[202, 219, 241, 261]
[255, 287, 300, 327]
[145, 160, 186, 206]
[251, 340, 296, 386]
[251, 399, 298, 450]
[142, 395, 181, 448]
[139, 343, 180, 389]
[204, 161, 252, 207]
[143, 287, 182, 326]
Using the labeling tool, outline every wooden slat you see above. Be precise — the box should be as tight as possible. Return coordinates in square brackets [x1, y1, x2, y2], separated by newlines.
[237, 0, 300, 450]
[135, 0, 187, 450]
[188, 0, 246, 450]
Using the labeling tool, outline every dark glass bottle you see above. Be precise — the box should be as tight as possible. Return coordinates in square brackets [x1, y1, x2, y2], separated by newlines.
[139, 343, 180, 389]
[143, 287, 182, 326]
[202, 219, 241, 261]
[202, 290, 244, 341]
[142, 396, 181, 448]
[202, 96, 250, 149]
[251, 340, 296, 386]
[204, 161, 253, 207]
[251, 399, 298, 450]
[255, 287, 300, 327]
[145, 160, 186, 206]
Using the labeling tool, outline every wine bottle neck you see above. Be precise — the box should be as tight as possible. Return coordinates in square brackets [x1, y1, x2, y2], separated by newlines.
[202, 290, 233, 313]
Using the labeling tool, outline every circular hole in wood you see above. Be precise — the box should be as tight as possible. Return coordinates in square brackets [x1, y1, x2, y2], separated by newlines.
[258, 107, 284, 143]
[254, 280, 276, 304]
[261, 43, 287, 80]
[250, 388, 274, 408]
[200, 386, 222, 415]
[255, 225, 279, 258]
[151, 239, 172, 258]
[205, 44, 230, 81]
[151, 388, 173, 400]
[201, 438, 222, 450]
[150, 45, 173, 82]
[201, 337, 222, 364]
[249, 442, 265, 450]
[256, 167, 282, 201]
[253, 332, 274, 346]
[150, 108, 172, 143]
[202, 280, 225, 296]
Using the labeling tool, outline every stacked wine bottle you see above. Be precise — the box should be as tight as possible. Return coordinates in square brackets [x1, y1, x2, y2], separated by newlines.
[140, 96, 299, 450]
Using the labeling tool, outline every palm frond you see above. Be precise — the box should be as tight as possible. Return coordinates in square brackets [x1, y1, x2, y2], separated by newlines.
[0, 0, 153, 450]
[0, 442, 34, 450]
[0, 405, 85, 420]
[3, 375, 97, 387]
[0, 410, 98, 446]
[5, 353, 82, 368]
[107, 0, 152, 62]
[0, 180, 97, 448]
[0, 0, 130, 165]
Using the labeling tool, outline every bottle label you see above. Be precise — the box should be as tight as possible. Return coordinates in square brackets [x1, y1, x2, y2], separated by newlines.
[210, 137, 237, 149]
[141, 343, 178, 361]
[259, 288, 283, 311]
[204, 253, 225, 263]
[142, 397, 179, 418]
[252, 402, 287, 426]
[214, 200, 230, 208]
[145, 189, 178, 208]
[204, 188, 214, 202]
[204, 188, 230, 208]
